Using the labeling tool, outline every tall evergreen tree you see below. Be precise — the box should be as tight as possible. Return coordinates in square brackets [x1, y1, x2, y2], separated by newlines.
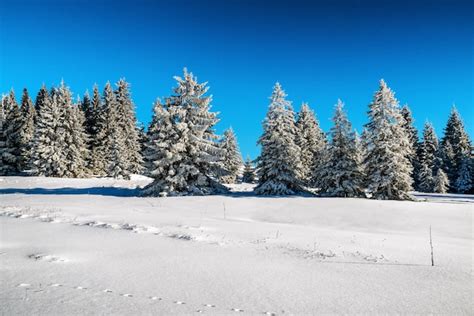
[400, 105, 420, 188]
[142, 69, 226, 196]
[0, 94, 13, 175]
[219, 127, 243, 184]
[88, 85, 107, 176]
[441, 107, 472, 193]
[31, 90, 67, 176]
[56, 83, 88, 177]
[2, 90, 23, 174]
[18, 88, 36, 171]
[318, 100, 365, 197]
[295, 103, 326, 186]
[455, 157, 472, 193]
[255, 83, 303, 195]
[242, 156, 256, 183]
[364, 80, 413, 200]
[418, 122, 439, 192]
[114, 79, 143, 175]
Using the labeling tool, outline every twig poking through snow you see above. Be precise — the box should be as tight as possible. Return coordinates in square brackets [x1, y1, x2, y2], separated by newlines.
[430, 225, 434, 266]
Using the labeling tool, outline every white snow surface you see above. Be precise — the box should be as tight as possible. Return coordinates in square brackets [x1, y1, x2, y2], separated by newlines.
[0, 176, 472, 315]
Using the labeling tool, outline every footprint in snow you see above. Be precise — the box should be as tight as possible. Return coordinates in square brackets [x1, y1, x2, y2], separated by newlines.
[149, 296, 161, 300]
[263, 312, 277, 316]
[103, 289, 113, 293]
[204, 304, 216, 308]
[121, 293, 133, 297]
[17, 283, 31, 287]
[75, 286, 87, 290]
[50, 283, 62, 287]
[231, 308, 244, 312]
[174, 301, 186, 305]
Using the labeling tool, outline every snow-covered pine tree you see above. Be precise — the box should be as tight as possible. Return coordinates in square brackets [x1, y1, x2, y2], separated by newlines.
[114, 79, 143, 175]
[364, 80, 413, 200]
[56, 83, 88, 177]
[0, 94, 12, 175]
[31, 89, 67, 176]
[441, 107, 472, 193]
[418, 122, 439, 192]
[242, 156, 256, 183]
[455, 157, 472, 193]
[88, 85, 107, 176]
[433, 168, 449, 194]
[18, 88, 36, 172]
[2, 90, 23, 175]
[318, 100, 365, 197]
[219, 127, 243, 184]
[142, 69, 226, 196]
[295, 102, 326, 186]
[400, 105, 420, 188]
[254, 83, 303, 195]
[100, 82, 127, 178]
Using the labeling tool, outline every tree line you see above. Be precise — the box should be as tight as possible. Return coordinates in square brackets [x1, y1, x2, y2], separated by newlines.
[0, 69, 472, 199]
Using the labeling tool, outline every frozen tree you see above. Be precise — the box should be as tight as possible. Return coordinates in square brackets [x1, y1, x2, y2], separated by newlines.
[219, 127, 243, 184]
[318, 100, 365, 197]
[88, 85, 108, 176]
[31, 90, 67, 176]
[242, 156, 256, 183]
[400, 105, 420, 187]
[56, 83, 88, 177]
[441, 107, 472, 193]
[0, 94, 13, 175]
[364, 80, 413, 200]
[18, 88, 36, 171]
[295, 102, 326, 186]
[433, 168, 449, 194]
[418, 122, 439, 192]
[254, 83, 303, 195]
[142, 69, 227, 196]
[1, 90, 23, 175]
[114, 79, 143, 175]
[455, 157, 472, 193]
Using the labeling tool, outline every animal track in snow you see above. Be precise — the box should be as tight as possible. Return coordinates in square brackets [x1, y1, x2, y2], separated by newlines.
[204, 304, 216, 307]
[75, 286, 87, 290]
[28, 253, 68, 263]
[103, 289, 113, 293]
[231, 308, 244, 312]
[121, 293, 133, 297]
[149, 296, 161, 300]
[174, 301, 186, 305]
[50, 283, 62, 287]
[263, 312, 277, 315]
[17, 283, 31, 287]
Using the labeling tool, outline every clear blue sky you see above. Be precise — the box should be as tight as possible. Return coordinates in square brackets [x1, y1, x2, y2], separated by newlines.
[1, 0, 472, 158]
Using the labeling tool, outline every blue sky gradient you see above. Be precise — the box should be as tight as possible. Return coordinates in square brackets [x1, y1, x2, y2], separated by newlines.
[1, 0, 472, 158]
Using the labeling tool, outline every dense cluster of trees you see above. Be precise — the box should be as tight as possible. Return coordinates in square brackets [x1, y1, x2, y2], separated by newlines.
[1, 70, 472, 199]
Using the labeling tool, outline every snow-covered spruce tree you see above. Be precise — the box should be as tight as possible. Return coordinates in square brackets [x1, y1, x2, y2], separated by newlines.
[114, 79, 143, 175]
[455, 157, 472, 193]
[100, 82, 127, 178]
[18, 88, 36, 172]
[2, 90, 23, 175]
[56, 83, 88, 177]
[364, 80, 413, 200]
[433, 168, 449, 194]
[219, 127, 243, 184]
[142, 69, 227, 196]
[242, 156, 256, 183]
[254, 83, 303, 195]
[31, 90, 67, 176]
[0, 94, 13, 175]
[417, 122, 439, 192]
[88, 85, 108, 176]
[318, 100, 365, 197]
[441, 107, 472, 193]
[295, 102, 326, 186]
[400, 105, 420, 188]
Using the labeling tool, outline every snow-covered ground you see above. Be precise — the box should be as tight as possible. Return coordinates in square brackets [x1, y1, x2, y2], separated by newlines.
[0, 176, 472, 315]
